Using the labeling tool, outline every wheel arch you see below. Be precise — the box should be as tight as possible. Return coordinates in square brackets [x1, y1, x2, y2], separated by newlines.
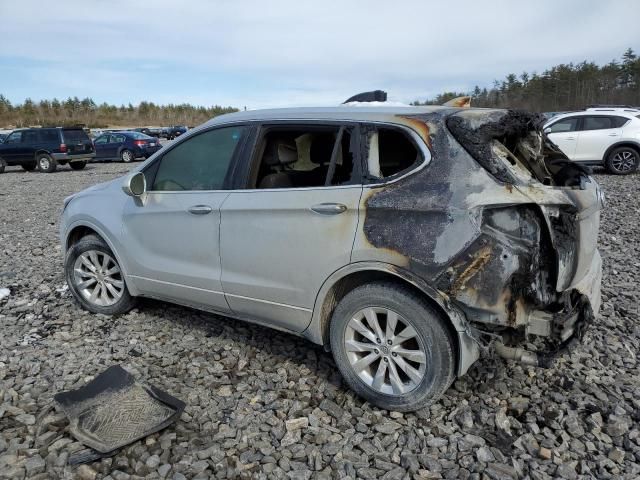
[603, 141, 640, 161]
[33, 149, 52, 159]
[303, 262, 480, 376]
[64, 221, 136, 294]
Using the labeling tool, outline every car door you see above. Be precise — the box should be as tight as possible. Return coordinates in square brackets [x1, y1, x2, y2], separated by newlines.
[574, 115, 624, 161]
[121, 125, 249, 313]
[219, 122, 362, 332]
[545, 116, 580, 160]
[110, 133, 126, 158]
[0, 131, 25, 162]
[93, 134, 111, 159]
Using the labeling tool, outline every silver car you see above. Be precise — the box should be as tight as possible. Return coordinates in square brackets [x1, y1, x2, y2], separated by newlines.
[61, 105, 603, 411]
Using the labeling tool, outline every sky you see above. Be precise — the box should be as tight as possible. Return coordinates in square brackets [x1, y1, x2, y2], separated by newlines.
[1, 0, 638, 109]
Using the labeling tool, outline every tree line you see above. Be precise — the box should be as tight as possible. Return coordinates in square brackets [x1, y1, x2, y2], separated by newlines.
[0, 96, 238, 128]
[414, 48, 640, 112]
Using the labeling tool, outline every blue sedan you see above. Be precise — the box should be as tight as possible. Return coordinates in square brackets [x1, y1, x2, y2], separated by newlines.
[93, 131, 162, 163]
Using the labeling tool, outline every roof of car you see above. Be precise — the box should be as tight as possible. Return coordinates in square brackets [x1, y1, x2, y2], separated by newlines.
[205, 105, 453, 127]
[544, 110, 640, 125]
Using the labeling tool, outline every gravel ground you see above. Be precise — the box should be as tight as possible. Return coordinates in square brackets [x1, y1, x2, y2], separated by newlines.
[0, 162, 639, 480]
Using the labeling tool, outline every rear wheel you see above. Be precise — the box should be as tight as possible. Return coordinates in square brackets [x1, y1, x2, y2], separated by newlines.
[330, 282, 456, 412]
[605, 146, 639, 175]
[70, 161, 87, 170]
[120, 149, 134, 163]
[65, 234, 136, 315]
[37, 153, 57, 173]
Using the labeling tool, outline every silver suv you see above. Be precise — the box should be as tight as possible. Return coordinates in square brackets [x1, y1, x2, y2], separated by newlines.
[61, 105, 603, 411]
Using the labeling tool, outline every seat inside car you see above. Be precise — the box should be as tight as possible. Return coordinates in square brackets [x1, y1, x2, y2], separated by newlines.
[258, 140, 298, 188]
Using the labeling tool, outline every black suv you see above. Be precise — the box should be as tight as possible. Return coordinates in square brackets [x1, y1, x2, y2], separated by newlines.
[0, 127, 95, 173]
[165, 125, 187, 140]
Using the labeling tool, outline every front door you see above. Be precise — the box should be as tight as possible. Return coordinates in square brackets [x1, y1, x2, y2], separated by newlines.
[0, 131, 27, 162]
[220, 123, 362, 332]
[121, 125, 249, 313]
[546, 116, 580, 160]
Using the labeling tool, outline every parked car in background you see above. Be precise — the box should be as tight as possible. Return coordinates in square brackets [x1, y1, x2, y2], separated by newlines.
[133, 127, 155, 137]
[0, 132, 9, 143]
[0, 127, 95, 173]
[61, 103, 603, 411]
[166, 125, 187, 140]
[544, 110, 640, 174]
[146, 127, 163, 138]
[93, 131, 161, 163]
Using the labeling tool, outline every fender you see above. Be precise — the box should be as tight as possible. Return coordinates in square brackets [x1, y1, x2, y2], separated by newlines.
[303, 261, 480, 376]
[63, 219, 140, 296]
[603, 140, 640, 160]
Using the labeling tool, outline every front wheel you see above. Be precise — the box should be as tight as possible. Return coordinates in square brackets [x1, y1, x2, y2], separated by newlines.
[120, 149, 134, 163]
[330, 282, 456, 412]
[606, 147, 639, 175]
[70, 161, 87, 170]
[37, 153, 57, 173]
[65, 234, 136, 315]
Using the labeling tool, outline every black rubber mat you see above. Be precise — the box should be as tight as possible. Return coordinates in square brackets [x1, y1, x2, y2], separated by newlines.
[54, 365, 185, 454]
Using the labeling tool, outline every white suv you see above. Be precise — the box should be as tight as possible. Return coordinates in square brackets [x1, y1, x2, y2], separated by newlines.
[544, 111, 640, 174]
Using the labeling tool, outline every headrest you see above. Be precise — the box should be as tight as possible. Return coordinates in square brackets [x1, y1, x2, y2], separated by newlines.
[264, 140, 298, 166]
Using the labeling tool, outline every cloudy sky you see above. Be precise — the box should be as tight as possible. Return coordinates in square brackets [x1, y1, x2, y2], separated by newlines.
[1, 0, 638, 109]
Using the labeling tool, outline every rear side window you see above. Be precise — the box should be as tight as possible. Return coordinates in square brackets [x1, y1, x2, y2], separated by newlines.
[364, 126, 421, 179]
[62, 129, 90, 143]
[151, 126, 245, 191]
[38, 129, 60, 143]
[611, 116, 630, 128]
[547, 117, 579, 133]
[22, 130, 39, 144]
[112, 134, 126, 143]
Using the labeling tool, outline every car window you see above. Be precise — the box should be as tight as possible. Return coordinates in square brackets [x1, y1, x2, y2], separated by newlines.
[252, 126, 357, 189]
[364, 127, 421, 179]
[94, 135, 109, 145]
[582, 116, 616, 131]
[5, 131, 22, 144]
[547, 117, 579, 133]
[111, 134, 126, 143]
[151, 126, 246, 191]
[62, 129, 90, 143]
[611, 116, 630, 128]
[39, 129, 59, 143]
[22, 130, 38, 144]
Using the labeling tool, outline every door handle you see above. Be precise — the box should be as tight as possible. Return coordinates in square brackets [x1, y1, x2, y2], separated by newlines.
[188, 205, 213, 215]
[608, 133, 619, 136]
[566, 137, 576, 140]
[311, 203, 347, 215]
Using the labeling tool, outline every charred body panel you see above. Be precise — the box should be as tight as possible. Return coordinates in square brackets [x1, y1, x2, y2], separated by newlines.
[356, 109, 603, 369]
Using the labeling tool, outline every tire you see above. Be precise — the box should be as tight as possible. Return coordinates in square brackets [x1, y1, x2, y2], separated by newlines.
[65, 234, 136, 315]
[21, 161, 37, 172]
[120, 149, 134, 163]
[0, 157, 5, 173]
[329, 282, 456, 412]
[70, 161, 87, 170]
[36, 153, 57, 173]
[605, 146, 639, 175]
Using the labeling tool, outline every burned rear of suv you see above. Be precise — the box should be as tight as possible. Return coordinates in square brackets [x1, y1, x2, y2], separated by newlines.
[363, 108, 603, 369]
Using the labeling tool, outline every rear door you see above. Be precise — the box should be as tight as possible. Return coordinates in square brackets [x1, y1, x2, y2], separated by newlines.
[62, 128, 93, 155]
[574, 115, 625, 161]
[219, 122, 362, 332]
[546, 116, 580, 160]
[109, 133, 126, 158]
[121, 125, 248, 313]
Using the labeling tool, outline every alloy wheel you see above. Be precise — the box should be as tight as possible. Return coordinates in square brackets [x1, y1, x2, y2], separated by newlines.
[38, 157, 51, 170]
[344, 307, 427, 395]
[611, 150, 637, 173]
[122, 150, 133, 162]
[72, 250, 124, 306]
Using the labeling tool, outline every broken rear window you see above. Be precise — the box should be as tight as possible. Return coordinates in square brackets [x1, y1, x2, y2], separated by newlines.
[364, 127, 421, 180]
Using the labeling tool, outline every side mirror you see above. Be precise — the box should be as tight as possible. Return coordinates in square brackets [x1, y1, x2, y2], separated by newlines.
[122, 171, 146, 197]
[543, 127, 551, 134]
